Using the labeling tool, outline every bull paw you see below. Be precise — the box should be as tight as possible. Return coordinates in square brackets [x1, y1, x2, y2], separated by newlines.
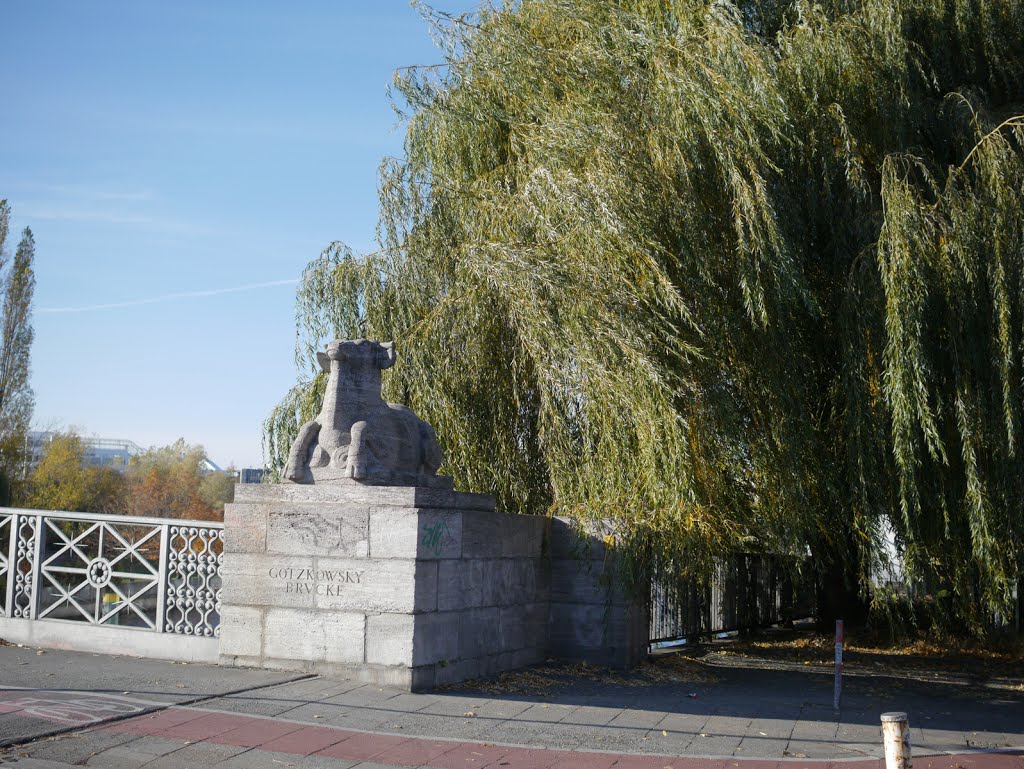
[309, 444, 331, 468]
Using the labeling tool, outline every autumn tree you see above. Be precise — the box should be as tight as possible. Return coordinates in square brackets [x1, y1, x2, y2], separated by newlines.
[25, 433, 126, 514]
[267, 0, 1024, 633]
[126, 439, 233, 521]
[0, 200, 36, 497]
[20, 434, 233, 520]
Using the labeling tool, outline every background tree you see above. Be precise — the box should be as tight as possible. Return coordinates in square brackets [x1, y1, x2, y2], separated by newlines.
[125, 439, 233, 521]
[198, 465, 237, 512]
[0, 200, 36, 498]
[20, 434, 234, 520]
[25, 433, 126, 514]
[267, 0, 1024, 633]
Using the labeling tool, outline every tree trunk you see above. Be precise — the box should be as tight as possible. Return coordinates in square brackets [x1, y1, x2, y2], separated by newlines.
[815, 538, 868, 631]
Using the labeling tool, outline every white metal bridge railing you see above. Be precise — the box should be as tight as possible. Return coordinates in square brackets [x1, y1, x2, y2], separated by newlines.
[0, 508, 223, 637]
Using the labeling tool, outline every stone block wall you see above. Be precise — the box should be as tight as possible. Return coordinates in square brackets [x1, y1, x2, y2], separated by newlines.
[219, 484, 551, 690]
[219, 485, 649, 690]
[366, 507, 550, 689]
[547, 518, 650, 669]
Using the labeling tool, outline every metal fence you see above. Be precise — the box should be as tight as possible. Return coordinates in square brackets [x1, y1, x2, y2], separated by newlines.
[880, 573, 1023, 635]
[650, 553, 816, 643]
[0, 508, 223, 638]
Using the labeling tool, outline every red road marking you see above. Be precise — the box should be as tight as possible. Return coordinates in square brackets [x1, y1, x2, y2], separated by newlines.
[376, 738, 461, 766]
[105, 707, 208, 734]
[206, 718, 305, 748]
[426, 742, 511, 768]
[313, 730, 407, 761]
[606, 757, 681, 769]
[5, 696, 1022, 769]
[485, 747, 572, 769]
[256, 724, 351, 755]
[152, 712, 251, 740]
[551, 750, 621, 769]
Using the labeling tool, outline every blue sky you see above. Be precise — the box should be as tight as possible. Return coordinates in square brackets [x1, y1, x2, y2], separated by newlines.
[1, 1, 450, 469]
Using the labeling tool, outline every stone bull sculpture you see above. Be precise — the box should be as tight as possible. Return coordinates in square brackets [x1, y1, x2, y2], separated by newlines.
[284, 339, 452, 489]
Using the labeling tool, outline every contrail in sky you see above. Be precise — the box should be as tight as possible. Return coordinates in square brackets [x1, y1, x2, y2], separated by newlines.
[39, 278, 300, 314]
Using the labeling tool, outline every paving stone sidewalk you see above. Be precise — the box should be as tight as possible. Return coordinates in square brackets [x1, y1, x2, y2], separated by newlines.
[1, 645, 1022, 769]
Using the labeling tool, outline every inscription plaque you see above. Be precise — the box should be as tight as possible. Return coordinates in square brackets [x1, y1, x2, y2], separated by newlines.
[268, 566, 366, 597]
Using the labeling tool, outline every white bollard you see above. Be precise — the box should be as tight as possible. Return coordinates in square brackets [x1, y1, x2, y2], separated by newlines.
[881, 712, 912, 769]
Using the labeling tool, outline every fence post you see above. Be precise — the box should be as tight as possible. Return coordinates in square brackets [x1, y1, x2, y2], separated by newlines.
[1011, 573, 1019, 634]
[881, 712, 911, 769]
[833, 618, 843, 710]
[4, 514, 16, 616]
[156, 523, 170, 633]
[30, 513, 44, 620]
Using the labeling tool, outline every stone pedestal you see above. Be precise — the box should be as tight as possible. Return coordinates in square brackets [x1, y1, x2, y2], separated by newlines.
[219, 483, 549, 690]
[220, 338, 649, 687]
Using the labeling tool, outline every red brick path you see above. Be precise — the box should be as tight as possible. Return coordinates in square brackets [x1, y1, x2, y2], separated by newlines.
[91, 706, 1024, 769]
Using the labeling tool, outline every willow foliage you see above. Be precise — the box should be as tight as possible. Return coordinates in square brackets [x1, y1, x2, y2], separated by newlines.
[266, 0, 1024, 631]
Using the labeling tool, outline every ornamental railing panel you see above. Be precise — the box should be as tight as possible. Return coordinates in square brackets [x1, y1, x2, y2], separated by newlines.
[11, 513, 38, 620]
[164, 525, 223, 637]
[0, 511, 12, 617]
[0, 508, 222, 638]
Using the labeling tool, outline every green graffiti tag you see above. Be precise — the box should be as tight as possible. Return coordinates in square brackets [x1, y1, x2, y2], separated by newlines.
[421, 520, 451, 557]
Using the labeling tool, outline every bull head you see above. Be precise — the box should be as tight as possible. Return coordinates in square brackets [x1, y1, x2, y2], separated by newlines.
[315, 339, 396, 373]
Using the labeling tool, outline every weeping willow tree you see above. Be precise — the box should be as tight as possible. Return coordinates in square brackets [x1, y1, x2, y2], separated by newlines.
[266, 0, 1024, 633]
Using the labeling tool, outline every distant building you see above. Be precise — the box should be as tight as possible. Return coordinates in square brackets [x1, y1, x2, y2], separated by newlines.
[238, 468, 265, 484]
[83, 437, 145, 469]
[199, 457, 223, 475]
[25, 432, 226, 477]
[26, 431, 143, 474]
